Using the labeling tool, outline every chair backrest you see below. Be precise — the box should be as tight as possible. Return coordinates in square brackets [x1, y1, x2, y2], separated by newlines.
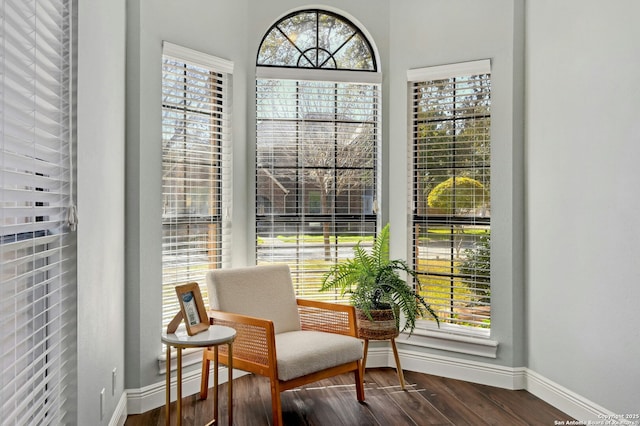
[206, 265, 301, 334]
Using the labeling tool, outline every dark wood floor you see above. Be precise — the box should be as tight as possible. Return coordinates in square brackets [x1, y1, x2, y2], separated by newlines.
[125, 368, 573, 425]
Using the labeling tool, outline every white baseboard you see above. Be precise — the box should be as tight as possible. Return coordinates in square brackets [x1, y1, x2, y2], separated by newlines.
[126, 365, 243, 415]
[109, 391, 128, 426]
[525, 369, 623, 423]
[120, 346, 615, 423]
[375, 343, 615, 422]
[399, 347, 527, 390]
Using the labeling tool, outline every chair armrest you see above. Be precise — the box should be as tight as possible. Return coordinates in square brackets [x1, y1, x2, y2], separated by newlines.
[296, 299, 358, 337]
[208, 309, 276, 369]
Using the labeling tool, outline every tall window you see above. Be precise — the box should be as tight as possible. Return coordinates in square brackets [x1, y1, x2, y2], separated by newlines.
[1, 0, 77, 423]
[161, 43, 232, 327]
[256, 10, 380, 300]
[409, 60, 491, 329]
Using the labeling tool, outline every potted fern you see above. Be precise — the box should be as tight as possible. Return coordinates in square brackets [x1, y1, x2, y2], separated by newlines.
[321, 224, 439, 338]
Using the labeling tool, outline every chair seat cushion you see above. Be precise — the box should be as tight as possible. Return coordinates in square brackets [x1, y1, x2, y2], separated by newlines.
[275, 331, 363, 381]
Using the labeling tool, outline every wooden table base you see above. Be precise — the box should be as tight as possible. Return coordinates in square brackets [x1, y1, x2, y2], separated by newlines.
[165, 343, 234, 426]
[162, 326, 236, 426]
[362, 337, 406, 389]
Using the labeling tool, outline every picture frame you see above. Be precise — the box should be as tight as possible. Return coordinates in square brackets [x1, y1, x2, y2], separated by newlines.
[171, 282, 209, 336]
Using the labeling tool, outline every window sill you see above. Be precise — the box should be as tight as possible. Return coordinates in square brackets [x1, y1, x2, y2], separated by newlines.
[158, 347, 205, 375]
[396, 322, 498, 358]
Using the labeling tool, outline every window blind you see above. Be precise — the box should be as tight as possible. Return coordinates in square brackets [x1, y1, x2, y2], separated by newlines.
[161, 43, 233, 327]
[409, 60, 491, 329]
[256, 78, 379, 301]
[1, 0, 76, 424]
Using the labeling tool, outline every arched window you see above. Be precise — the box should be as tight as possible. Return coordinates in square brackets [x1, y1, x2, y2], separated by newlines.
[257, 10, 376, 71]
[255, 9, 380, 301]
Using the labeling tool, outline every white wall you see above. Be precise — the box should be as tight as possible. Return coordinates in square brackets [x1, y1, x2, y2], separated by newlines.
[77, 0, 127, 424]
[389, 0, 526, 368]
[125, 0, 250, 390]
[526, 0, 640, 413]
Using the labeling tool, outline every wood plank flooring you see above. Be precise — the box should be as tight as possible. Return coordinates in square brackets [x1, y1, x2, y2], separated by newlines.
[125, 368, 573, 425]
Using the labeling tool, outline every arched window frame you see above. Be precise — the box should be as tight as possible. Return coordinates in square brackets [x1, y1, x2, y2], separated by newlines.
[257, 9, 378, 73]
[255, 9, 382, 301]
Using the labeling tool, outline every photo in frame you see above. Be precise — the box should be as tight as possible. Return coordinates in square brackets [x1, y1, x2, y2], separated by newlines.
[173, 282, 209, 336]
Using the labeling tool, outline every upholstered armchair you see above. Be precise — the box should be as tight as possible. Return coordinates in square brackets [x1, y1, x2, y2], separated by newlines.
[199, 265, 365, 426]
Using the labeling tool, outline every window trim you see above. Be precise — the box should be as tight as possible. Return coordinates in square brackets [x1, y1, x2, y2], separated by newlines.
[256, 66, 382, 84]
[397, 321, 498, 359]
[406, 59, 490, 82]
[163, 42, 234, 74]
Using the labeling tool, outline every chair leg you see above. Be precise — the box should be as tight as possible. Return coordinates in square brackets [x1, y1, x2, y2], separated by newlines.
[200, 349, 211, 399]
[390, 338, 406, 390]
[270, 378, 283, 426]
[361, 339, 369, 378]
[354, 360, 365, 402]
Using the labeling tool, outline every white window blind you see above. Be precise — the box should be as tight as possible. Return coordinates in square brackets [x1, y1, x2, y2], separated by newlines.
[409, 60, 491, 329]
[256, 78, 379, 301]
[1, 0, 76, 424]
[161, 43, 232, 327]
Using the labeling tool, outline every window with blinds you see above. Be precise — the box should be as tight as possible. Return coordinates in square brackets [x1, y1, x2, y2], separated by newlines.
[409, 60, 491, 329]
[256, 78, 379, 301]
[255, 10, 380, 301]
[1, 0, 76, 423]
[161, 43, 232, 327]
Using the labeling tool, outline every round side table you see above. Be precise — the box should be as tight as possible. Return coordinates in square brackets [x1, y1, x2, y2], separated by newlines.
[161, 325, 236, 426]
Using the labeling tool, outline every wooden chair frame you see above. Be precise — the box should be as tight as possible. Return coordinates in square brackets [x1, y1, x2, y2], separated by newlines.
[200, 299, 365, 426]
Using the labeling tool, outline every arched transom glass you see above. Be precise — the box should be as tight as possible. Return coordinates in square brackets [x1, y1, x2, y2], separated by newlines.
[257, 9, 376, 71]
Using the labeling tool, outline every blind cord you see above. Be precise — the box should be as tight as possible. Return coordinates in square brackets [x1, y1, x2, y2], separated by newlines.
[66, 8, 78, 232]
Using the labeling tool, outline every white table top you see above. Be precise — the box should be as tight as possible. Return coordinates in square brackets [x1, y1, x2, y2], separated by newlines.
[161, 325, 236, 348]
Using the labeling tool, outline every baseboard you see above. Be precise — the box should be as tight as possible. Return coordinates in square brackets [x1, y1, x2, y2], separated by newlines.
[392, 345, 527, 390]
[385, 344, 615, 422]
[109, 391, 128, 426]
[121, 346, 616, 423]
[525, 369, 624, 423]
[126, 365, 243, 415]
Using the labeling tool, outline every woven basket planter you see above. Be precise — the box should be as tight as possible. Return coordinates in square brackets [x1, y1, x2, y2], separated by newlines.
[356, 308, 399, 340]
